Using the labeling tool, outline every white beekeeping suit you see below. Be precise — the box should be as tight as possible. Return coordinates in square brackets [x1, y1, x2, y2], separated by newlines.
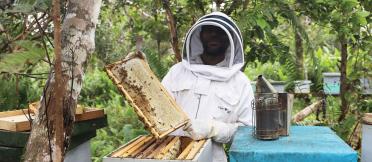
[162, 12, 254, 162]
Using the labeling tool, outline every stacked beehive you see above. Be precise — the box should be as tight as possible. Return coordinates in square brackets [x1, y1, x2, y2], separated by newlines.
[0, 103, 107, 162]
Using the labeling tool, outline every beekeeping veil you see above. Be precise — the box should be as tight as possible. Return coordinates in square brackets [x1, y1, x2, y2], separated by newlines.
[182, 12, 244, 81]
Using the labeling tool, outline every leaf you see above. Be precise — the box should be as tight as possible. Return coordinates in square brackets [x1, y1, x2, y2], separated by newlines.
[357, 11, 370, 17]
[0, 40, 45, 73]
[256, 18, 269, 29]
[355, 11, 370, 25]
[342, 0, 359, 8]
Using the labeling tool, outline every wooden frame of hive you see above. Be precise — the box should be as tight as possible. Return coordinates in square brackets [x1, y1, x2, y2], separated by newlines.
[105, 51, 189, 139]
[103, 135, 212, 162]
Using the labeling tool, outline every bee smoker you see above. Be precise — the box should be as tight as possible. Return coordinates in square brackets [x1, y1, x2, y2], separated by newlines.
[252, 75, 281, 140]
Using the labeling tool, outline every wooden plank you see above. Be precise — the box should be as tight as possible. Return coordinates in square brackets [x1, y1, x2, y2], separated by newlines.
[155, 136, 181, 160]
[75, 108, 104, 121]
[0, 114, 34, 131]
[111, 136, 147, 157]
[146, 136, 173, 159]
[136, 138, 166, 158]
[0, 109, 30, 118]
[0, 110, 105, 132]
[185, 140, 206, 160]
[105, 51, 189, 138]
[130, 137, 156, 157]
[121, 136, 153, 158]
[177, 140, 195, 160]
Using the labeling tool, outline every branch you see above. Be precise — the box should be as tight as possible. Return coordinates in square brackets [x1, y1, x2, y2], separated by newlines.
[223, 0, 242, 15]
[292, 100, 323, 123]
[161, 0, 182, 62]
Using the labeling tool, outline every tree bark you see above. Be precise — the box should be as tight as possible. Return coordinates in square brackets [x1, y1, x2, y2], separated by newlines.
[161, 0, 182, 62]
[23, 0, 102, 161]
[295, 30, 304, 80]
[52, 0, 64, 161]
[338, 36, 349, 122]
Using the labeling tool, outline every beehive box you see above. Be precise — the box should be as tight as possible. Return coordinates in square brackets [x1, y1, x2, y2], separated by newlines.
[362, 113, 372, 162]
[105, 51, 189, 139]
[103, 135, 212, 162]
[0, 105, 105, 132]
[271, 81, 286, 93]
[360, 77, 372, 95]
[323, 72, 340, 95]
[294, 80, 311, 94]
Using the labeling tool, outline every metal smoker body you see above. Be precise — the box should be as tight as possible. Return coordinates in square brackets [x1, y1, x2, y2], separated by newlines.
[253, 75, 281, 140]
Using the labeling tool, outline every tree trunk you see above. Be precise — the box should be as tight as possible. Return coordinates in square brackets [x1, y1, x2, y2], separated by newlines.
[23, 0, 102, 161]
[338, 36, 349, 122]
[295, 30, 304, 80]
[161, 0, 182, 62]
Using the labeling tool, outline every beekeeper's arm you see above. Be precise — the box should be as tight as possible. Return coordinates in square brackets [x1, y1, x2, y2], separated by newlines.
[161, 66, 176, 98]
[184, 82, 254, 143]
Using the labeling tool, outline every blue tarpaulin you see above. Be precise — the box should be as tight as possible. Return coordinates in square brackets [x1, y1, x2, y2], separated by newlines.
[229, 126, 357, 162]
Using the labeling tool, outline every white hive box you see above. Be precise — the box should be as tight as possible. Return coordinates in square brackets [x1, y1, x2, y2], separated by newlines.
[360, 77, 372, 95]
[271, 81, 286, 93]
[294, 80, 311, 94]
[103, 135, 212, 162]
[362, 113, 372, 162]
[323, 72, 340, 95]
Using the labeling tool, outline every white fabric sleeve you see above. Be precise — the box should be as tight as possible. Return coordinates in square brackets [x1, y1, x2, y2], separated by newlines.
[212, 82, 254, 143]
[161, 68, 175, 98]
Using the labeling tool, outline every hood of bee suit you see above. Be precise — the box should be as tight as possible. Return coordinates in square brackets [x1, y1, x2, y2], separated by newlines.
[181, 12, 244, 81]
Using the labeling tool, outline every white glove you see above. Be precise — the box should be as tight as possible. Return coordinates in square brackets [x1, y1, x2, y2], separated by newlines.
[184, 119, 240, 143]
[183, 119, 218, 140]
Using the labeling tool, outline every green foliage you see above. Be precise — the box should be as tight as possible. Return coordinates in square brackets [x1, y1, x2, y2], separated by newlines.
[244, 60, 287, 81]
[0, 40, 45, 73]
[4, 0, 51, 13]
[0, 75, 41, 111]
[0, 0, 370, 160]
[79, 67, 119, 106]
[95, 3, 131, 63]
[143, 48, 172, 79]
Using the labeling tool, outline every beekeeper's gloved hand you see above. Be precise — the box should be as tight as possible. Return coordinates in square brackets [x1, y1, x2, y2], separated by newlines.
[183, 119, 217, 140]
[183, 119, 240, 142]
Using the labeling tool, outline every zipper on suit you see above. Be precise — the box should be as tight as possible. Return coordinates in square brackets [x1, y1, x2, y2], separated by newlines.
[195, 94, 202, 119]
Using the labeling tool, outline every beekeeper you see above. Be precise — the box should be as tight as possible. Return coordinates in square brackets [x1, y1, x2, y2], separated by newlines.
[162, 12, 254, 162]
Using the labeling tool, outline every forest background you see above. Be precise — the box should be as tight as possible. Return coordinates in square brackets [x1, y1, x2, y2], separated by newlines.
[0, 0, 371, 161]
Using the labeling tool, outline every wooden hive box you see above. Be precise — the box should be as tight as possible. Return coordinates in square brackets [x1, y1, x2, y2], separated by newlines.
[0, 104, 105, 132]
[103, 135, 212, 162]
[105, 51, 189, 139]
